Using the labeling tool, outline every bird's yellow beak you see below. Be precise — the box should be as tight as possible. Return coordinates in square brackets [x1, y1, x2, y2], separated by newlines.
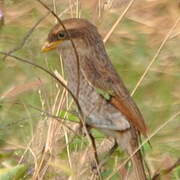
[41, 40, 63, 52]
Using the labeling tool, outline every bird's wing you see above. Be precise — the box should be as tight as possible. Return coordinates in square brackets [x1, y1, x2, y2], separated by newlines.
[80, 55, 147, 136]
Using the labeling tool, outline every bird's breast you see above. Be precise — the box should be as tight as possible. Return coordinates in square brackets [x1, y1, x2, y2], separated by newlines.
[61, 50, 130, 132]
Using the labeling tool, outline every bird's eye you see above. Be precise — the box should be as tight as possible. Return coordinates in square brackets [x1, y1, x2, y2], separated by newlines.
[58, 32, 66, 39]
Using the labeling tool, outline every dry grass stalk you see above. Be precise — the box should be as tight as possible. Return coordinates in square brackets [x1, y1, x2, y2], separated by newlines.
[103, 0, 136, 43]
[131, 15, 180, 96]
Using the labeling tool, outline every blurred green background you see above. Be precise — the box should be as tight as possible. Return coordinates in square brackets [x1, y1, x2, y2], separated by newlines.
[0, 0, 179, 179]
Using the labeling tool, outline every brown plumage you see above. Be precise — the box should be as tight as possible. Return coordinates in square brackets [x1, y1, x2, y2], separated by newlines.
[42, 18, 148, 180]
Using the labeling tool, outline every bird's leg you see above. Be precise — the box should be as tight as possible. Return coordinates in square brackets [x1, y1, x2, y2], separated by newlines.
[89, 138, 118, 172]
[88, 130, 99, 165]
[88, 130, 105, 180]
[96, 139, 118, 170]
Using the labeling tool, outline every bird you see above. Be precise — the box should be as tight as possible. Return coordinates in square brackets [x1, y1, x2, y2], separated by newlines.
[42, 18, 148, 180]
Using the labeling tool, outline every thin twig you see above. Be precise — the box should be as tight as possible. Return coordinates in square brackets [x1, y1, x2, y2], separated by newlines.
[0, 51, 83, 118]
[14, 101, 81, 138]
[3, 12, 49, 60]
[152, 158, 180, 180]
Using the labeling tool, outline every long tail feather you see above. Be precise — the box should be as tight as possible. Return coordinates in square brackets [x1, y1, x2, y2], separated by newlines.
[116, 128, 147, 180]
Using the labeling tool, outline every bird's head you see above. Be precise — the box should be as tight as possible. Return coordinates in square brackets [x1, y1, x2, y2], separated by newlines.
[41, 18, 100, 52]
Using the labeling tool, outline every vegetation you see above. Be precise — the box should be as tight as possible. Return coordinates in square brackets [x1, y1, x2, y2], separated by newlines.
[0, 0, 179, 179]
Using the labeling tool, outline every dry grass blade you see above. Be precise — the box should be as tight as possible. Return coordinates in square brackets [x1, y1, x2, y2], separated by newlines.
[76, 0, 80, 18]
[33, 82, 69, 179]
[131, 15, 180, 96]
[103, 0, 136, 43]
[18, 135, 38, 173]
[58, 1, 76, 19]
[69, 0, 74, 18]
[1, 80, 44, 99]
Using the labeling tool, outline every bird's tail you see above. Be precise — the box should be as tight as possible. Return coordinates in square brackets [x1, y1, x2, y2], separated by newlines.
[116, 128, 147, 180]
[127, 138, 147, 180]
